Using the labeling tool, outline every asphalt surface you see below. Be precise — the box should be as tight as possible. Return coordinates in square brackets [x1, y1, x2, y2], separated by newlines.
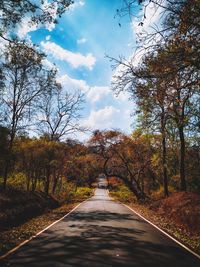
[1, 188, 200, 267]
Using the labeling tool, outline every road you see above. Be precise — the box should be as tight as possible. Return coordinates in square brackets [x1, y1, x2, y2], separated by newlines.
[1, 188, 200, 267]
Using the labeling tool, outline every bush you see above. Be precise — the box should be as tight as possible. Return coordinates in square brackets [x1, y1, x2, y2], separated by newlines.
[151, 185, 176, 200]
[73, 187, 93, 202]
[7, 172, 27, 190]
[54, 180, 93, 203]
[109, 184, 136, 203]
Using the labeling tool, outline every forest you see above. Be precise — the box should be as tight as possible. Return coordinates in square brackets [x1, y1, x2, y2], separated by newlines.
[0, 0, 199, 258]
[0, 0, 199, 197]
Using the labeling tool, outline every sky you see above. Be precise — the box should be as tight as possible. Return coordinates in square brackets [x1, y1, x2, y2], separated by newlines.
[16, 0, 160, 141]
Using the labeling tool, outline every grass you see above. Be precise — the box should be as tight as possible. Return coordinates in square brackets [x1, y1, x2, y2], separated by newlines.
[109, 184, 137, 203]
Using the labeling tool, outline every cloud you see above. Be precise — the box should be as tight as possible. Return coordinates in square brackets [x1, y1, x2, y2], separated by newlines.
[17, 17, 38, 39]
[82, 106, 120, 129]
[41, 41, 96, 70]
[46, 35, 51, 41]
[87, 86, 111, 103]
[120, 1, 164, 68]
[58, 73, 134, 137]
[77, 38, 87, 44]
[69, 0, 85, 11]
[42, 58, 57, 70]
[59, 73, 89, 92]
[132, 1, 162, 36]
[17, 0, 59, 38]
[112, 3, 163, 90]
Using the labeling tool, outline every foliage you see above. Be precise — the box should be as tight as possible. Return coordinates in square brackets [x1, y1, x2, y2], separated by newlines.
[110, 184, 137, 203]
[88, 130, 155, 200]
[0, 42, 85, 189]
[111, 0, 200, 195]
[74, 187, 93, 201]
[0, 0, 73, 39]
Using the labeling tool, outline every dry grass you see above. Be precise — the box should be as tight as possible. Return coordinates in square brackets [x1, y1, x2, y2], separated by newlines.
[128, 201, 200, 255]
[109, 186, 200, 255]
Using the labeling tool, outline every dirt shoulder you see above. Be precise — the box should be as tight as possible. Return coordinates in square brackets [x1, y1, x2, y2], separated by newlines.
[0, 202, 79, 257]
[127, 202, 200, 255]
[110, 189, 200, 255]
[0, 186, 94, 257]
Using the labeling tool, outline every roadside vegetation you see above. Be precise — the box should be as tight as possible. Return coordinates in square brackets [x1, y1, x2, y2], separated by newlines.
[0, 182, 93, 256]
[0, 0, 199, 258]
[109, 179, 200, 254]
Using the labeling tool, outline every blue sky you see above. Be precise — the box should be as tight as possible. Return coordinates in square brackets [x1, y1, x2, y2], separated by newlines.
[16, 0, 158, 140]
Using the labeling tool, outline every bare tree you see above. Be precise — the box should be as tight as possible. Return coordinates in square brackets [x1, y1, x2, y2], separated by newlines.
[37, 86, 85, 141]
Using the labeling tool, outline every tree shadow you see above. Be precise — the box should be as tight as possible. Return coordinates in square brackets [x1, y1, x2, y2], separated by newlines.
[2, 209, 200, 267]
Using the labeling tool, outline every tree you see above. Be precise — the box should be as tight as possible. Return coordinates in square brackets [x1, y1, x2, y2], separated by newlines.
[0, 42, 58, 189]
[37, 86, 85, 141]
[111, 38, 199, 192]
[89, 130, 153, 200]
[16, 137, 67, 195]
[0, 126, 9, 180]
[0, 0, 73, 41]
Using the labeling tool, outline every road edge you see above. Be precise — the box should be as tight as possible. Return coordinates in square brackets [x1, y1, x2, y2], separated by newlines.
[0, 198, 90, 261]
[123, 203, 200, 260]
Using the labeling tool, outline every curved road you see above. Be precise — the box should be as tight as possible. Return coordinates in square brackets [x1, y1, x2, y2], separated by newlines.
[1, 188, 200, 267]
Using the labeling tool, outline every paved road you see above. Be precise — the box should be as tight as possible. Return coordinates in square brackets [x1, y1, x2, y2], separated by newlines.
[1, 188, 200, 267]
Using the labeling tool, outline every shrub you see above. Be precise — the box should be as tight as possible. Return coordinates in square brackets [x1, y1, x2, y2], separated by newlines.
[109, 184, 136, 203]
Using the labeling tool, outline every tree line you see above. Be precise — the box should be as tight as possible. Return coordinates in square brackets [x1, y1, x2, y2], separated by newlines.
[0, 0, 199, 201]
[0, 0, 86, 191]
[109, 0, 199, 197]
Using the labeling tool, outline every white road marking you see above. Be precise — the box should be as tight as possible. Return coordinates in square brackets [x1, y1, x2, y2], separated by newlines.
[123, 203, 200, 260]
[0, 198, 90, 261]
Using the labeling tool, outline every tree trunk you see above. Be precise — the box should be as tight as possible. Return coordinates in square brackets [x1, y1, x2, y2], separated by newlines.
[162, 134, 169, 197]
[128, 179, 146, 201]
[3, 139, 13, 190]
[179, 125, 187, 191]
[52, 170, 58, 195]
[3, 163, 9, 190]
[45, 168, 51, 196]
[161, 111, 169, 197]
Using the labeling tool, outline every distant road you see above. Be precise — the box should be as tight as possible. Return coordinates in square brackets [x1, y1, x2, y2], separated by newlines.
[1, 188, 200, 266]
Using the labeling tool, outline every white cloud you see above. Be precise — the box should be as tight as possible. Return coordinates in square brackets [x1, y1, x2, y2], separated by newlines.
[79, 1, 85, 6]
[17, 1, 57, 38]
[46, 35, 51, 41]
[77, 38, 87, 44]
[57, 74, 134, 137]
[132, 1, 162, 36]
[87, 86, 111, 103]
[112, 1, 163, 90]
[70, 0, 85, 11]
[17, 17, 38, 39]
[123, 1, 164, 68]
[82, 106, 120, 129]
[59, 73, 89, 92]
[0, 35, 9, 52]
[42, 58, 57, 70]
[115, 91, 130, 102]
[41, 41, 96, 70]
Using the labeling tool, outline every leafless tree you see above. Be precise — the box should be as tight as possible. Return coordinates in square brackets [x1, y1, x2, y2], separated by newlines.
[37, 86, 86, 141]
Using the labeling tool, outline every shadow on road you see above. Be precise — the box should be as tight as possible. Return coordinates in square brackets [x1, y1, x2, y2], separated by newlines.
[2, 209, 199, 267]
[1, 189, 200, 267]
[67, 210, 144, 223]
